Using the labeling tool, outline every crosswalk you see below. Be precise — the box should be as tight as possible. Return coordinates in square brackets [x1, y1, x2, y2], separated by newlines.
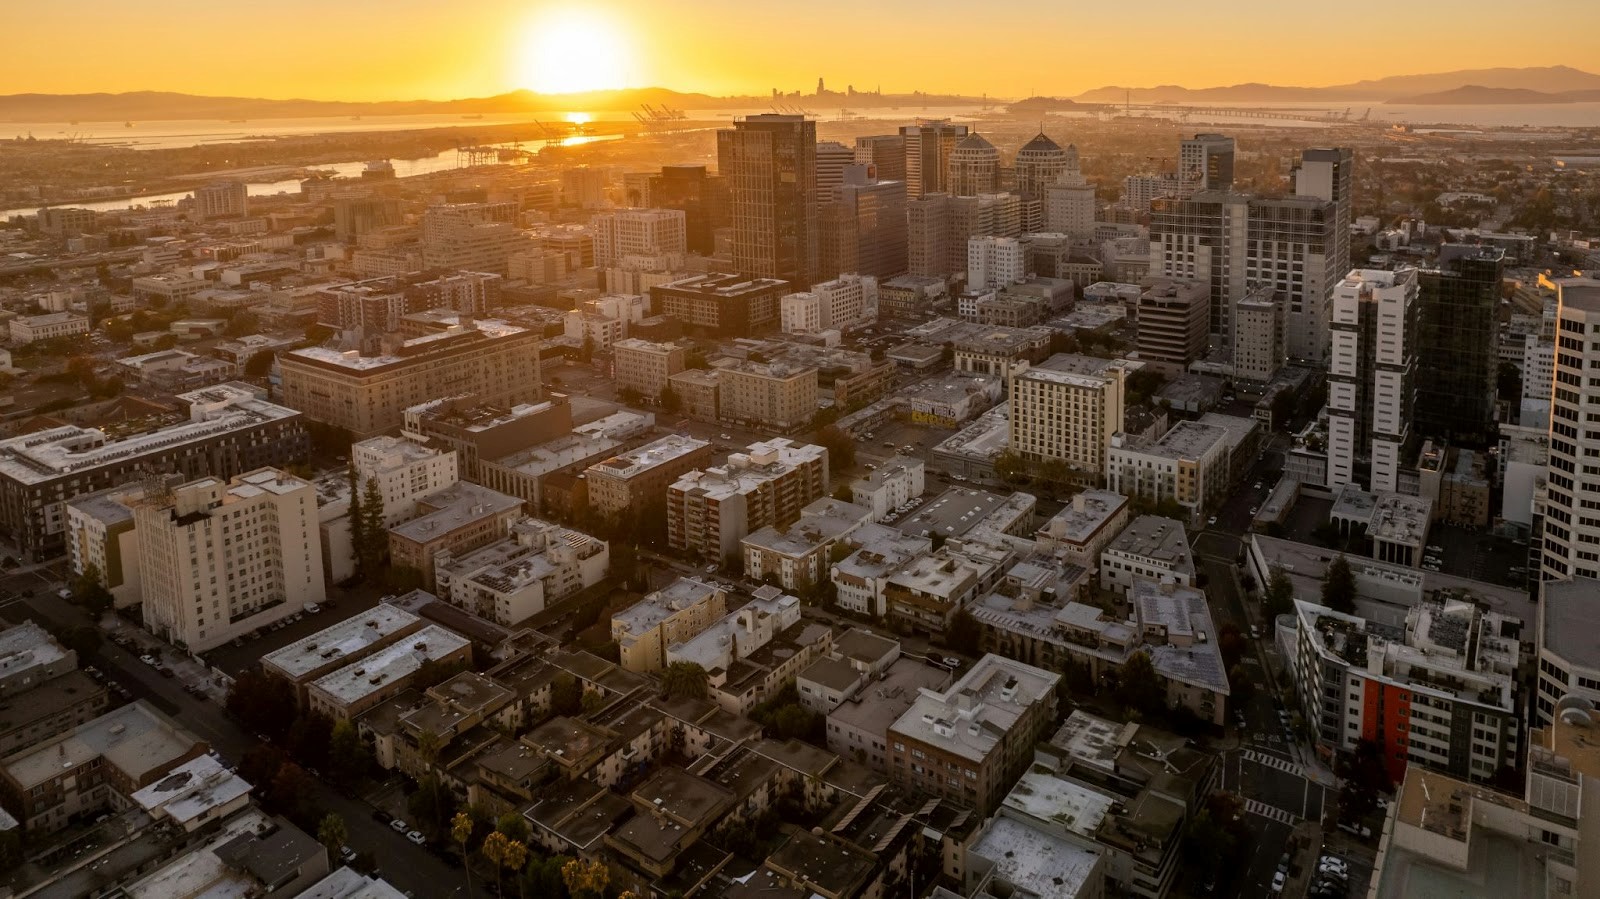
[1245, 797, 1299, 826]
[1243, 749, 1304, 777]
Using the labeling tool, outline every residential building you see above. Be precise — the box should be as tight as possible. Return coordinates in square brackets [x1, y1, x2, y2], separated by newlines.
[8, 312, 88, 344]
[1105, 422, 1230, 519]
[1035, 489, 1132, 570]
[900, 121, 969, 198]
[1044, 178, 1097, 241]
[667, 439, 829, 563]
[0, 623, 107, 757]
[386, 482, 523, 587]
[133, 469, 323, 652]
[887, 653, 1061, 814]
[1177, 134, 1234, 195]
[718, 114, 817, 283]
[192, 181, 248, 220]
[1291, 146, 1354, 294]
[1123, 172, 1182, 213]
[591, 208, 687, 269]
[716, 358, 818, 431]
[585, 434, 714, 518]
[824, 654, 950, 771]
[261, 604, 426, 704]
[1136, 279, 1209, 372]
[0, 382, 307, 561]
[65, 484, 157, 608]
[1099, 516, 1194, 594]
[433, 518, 609, 626]
[0, 702, 205, 834]
[1290, 597, 1519, 785]
[612, 577, 731, 673]
[305, 625, 473, 721]
[830, 531, 932, 618]
[742, 498, 872, 590]
[421, 202, 526, 274]
[1232, 286, 1284, 383]
[884, 548, 991, 635]
[665, 587, 802, 682]
[1009, 354, 1135, 477]
[278, 316, 542, 439]
[849, 455, 926, 522]
[1415, 246, 1506, 448]
[612, 338, 685, 400]
[402, 394, 571, 482]
[1327, 267, 1420, 493]
[651, 272, 789, 336]
[968, 237, 1026, 290]
[351, 436, 459, 527]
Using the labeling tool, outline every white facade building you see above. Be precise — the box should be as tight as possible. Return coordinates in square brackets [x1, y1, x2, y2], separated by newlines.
[591, 208, 687, 270]
[351, 436, 459, 528]
[968, 237, 1026, 290]
[1327, 267, 1419, 494]
[432, 518, 609, 626]
[1540, 279, 1600, 584]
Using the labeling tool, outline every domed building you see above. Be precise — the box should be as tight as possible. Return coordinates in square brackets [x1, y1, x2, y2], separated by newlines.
[947, 133, 1000, 196]
[1014, 131, 1069, 198]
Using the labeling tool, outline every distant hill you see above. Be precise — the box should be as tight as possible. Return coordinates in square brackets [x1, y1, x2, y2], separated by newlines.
[1074, 65, 1600, 104]
[1006, 96, 1089, 113]
[1388, 85, 1600, 105]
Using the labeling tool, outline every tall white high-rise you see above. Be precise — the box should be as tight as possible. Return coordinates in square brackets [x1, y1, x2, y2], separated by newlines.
[1539, 278, 1600, 585]
[968, 236, 1026, 290]
[591, 208, 688, 269]
[1327, 267, 1419, 493]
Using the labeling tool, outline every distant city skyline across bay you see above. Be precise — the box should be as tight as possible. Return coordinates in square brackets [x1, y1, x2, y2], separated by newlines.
[7, 0, 1600, 101]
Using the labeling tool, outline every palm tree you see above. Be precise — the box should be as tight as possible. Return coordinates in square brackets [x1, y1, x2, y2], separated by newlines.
[317, 812, 347, 857]
[415, 728, 444, 770]
[660, 661, 708, 700]
[501, 839, 529, 898]
[481, 831, 510, 897]
[452, 811, 475, 897]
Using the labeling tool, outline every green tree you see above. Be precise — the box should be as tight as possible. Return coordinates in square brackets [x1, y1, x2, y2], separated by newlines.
[329, 719, 371, 786]
[317, 812, 348, 855]
[70, 562, 113, 614]
[1227, 664, 1255, 708]
[358, 475, 387, 574]
[993, 450, 1029, 486]
[1116, 650, 1167, 718]
[814, 424, 855, 473]
[1263, 566, 1295, 620]
[244, 349, 276, 378]
[1323, 554, 1357, 614]
[943, 608, 982, 657]
[495, 812, 531, 845]
[346, 465, 365, 579]
[660, 661, 709, 700]
[501, 840, 530, 899]
[551, 674, 583, 716]
[225, 310, 260, 337]
[659, 384, 682, 413]
[452, 811, 476, 897]
[562, 857, 610, 899]
[225, 670, 298, 741]
[481, 831, 511, 897]
[408, 774, 452, 835]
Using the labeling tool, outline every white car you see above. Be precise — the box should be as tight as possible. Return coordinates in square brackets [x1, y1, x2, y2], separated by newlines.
[139, 654, 157, 666]
[1207, 515, 1218, 526]
[406, 830, 426, 845]
[1271, 871, 1286, 893]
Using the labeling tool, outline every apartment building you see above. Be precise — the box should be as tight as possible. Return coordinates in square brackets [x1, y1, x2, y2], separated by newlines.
[1008, 354, 1135, 477]
[402, 394, 571, 482]
[585, 434, 714, 518]
[386, 482, 523, 587]
[279, 316, 541, 439]
[0, 623, 107, 758]
[261, 604, 426, 704]
[1099, 516, 1194, 594]
[350, 435, 459, 527]
[848, 455, 926, 522]
[192, 181, 248, 219]
[1290, 598, 1519, 785]
[1105, 422, 1230, 519]
[420, 202, 526, 274]
[433, 518, 609, 625]
[716, 358, 818, 431]
[612, 576, 731, 673]
[887, 653, 1061, 814]
[968, 237, 1026, 291]
[132, 468, 324, 652]
[8, 312, 88, 345]
[591, 208, 687, 269]
[305, 625, 473, 721]
[1327, 267, 1420, 494]
[65, 484, 160, 608]
[1034, 489, 1132, 570]
[612, 338, 685, 401]
[741, 498, 873, 591]
[1538, 279, 1600, 585]
[667, 439, 829, 563]
[1135, 279, 1209, 373]
[951, 325, 1052, 380]
[1232, 286, 1284, 383]
[830, 531, 933, 618]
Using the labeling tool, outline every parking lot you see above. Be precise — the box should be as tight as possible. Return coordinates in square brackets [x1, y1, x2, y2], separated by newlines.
[200, 583, 388, 676]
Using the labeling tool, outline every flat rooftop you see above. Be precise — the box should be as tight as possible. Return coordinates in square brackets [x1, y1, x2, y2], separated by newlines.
[890, 653, 1060, 763]
[390, 482, 521, 542]
[1037, 489, 1128, 545]
[4, 701, 196, 790]
[262, 606, 424, 680]
[308, 625, 470, 705]
[589, 434, 710, 480]
[286, 318, 528, 372]
[898, 486, 1009, 539]
[612, 577, 722, 641]
[969, 814, 1101, 899]
[0, 621, 68, 678]
[1105, 515, 1193, 569]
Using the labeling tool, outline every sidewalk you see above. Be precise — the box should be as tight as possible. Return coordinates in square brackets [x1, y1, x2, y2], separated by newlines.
[98, 612, 229, 702]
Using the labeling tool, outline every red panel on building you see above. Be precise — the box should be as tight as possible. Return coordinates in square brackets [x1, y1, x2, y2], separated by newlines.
[1360, 678, 1412, 785]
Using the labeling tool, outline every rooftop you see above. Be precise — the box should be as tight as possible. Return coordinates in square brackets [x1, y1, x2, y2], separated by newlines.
[129, 754, 251, 826]
[389, 482, 521, 543]
[0, 621, 69, 679]
[308, 625, 471, 705]
[1105, 516, 1193, 571]
[4, 701, 197, 790]
[968, 814, 1100, 899]
[898, 486, 1009, 539]
[889, 653, 1060, 763]
[612, 577, 724, 641]
[286, 317, 529, 372]
[262, 606, 422, 680]
[1036, 490, 1128, 546]
[669, 440, 826, 502]
[589, 434, 710, 480]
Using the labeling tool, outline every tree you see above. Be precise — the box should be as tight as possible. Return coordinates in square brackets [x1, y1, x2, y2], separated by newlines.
[59, 625, 101, 656]
[993, 450, 1029, 486]
[1323, 554, 1357, 614]
[616, 386, 643, 406]
[495, 812, 531, 845]
[286, 711, 333, 770]
[225, 670, 298, 741]
[1263, 566, 1295, 620]
[1339, 738, 1391, 820]
[815, 424, 855, 473]
[1116, 651, 1167, 718]
[357, 475, 387, 574]
[347, 465, 365, 580]
[271, 761, 316, 827]
[244, 349, 276, 378]
[1227, 664, 1255, 708]
[659, 384, 682, 413]
[943, 608, 982, 657]
[562, 857, 610, 899]
[551, 674, 583, 716]
[501, 840, 530, 898]
[1126, 368, 1167, 406]
[661, 661, 709, 700]
[409, 774, 452, 835]
[225, 310, 259, 337]
[328, 719, 371, 787]
[414, 728, 445, 768]
[481, 831, 511, 897]
[452, 811, 476, 897]
[317, 812, 348, 856]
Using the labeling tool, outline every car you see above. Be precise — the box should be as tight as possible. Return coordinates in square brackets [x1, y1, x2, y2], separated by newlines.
[1249, 625, 1261, 639]
[406, 830, 426, 845]
[371, 809, 390, 824]
[1254, 481, 1264, 490]
[1277, 852, 1290, 874]
[305, 602, 321, 614]
[1249, 506, 1260, 516]
[1271, 871, 1286, 893]
[719, 434, 732, 441]
[943, 656, 961, 667]
[340, 846, 357, 862]
[1207, 515, 1218, 526]
[157, 667, 174, 678]
[1426, 544, 1443, 553]
[390, 819, 408, 832]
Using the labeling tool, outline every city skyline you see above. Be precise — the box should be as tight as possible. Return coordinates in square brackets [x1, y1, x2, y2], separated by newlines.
[6, 0, 1600, 101]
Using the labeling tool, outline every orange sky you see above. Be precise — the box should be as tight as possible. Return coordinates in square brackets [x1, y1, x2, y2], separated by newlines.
[5, 0, 1597, 100]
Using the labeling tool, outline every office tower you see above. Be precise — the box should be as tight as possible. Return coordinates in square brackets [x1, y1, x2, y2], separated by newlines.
[421, 202, 525, 274]
[651, 272, 790, 336]
[1293, 147, 1355, 275]
[947, 134, 1000, 196]
[1150, 191, 1250, 338]
[718, 114, 817, 283]
[907, 194, 951, 277]
[1233, 286, 1284, 383]
[1539, 278, 1600, 585]
[909, 193, 1023, 277]
[649, 164, 728, 256]
[1013, 133, 1071, 199]
[192, 181, 248, 220]
[1009, 354, 1133, 476]
[815, 140, 854, 196]
[1136, 279, 1210, 371]
[968, 237, 1026, 289]
[853, 134, 905, 182]
[1044, 178, 1096, 240]
[1327, 267, 1420, 493]
[899, 121, 969, 199]
[134, 469, 324, 652]
[591, 208, 688, 269]
[333, 196, 400, 241]
[819, 166, 907, 280]
[1178, 134, 1234, 195]
[560, 168, 607, 208]
[1415, 246, 1506, 448]
[1123, 172, 1182, 213]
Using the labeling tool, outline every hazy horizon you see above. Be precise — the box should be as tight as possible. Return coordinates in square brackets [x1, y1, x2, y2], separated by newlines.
[8, 0, 1599, 101]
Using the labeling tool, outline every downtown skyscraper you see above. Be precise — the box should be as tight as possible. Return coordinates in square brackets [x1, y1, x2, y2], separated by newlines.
[1539, 278, 1600, 586]
[899, 121, 969, 199]
[717, 114, 817, 285]
[1415, 245, 1506, 448]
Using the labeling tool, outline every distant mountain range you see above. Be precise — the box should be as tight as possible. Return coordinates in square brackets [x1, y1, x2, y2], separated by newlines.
[0, 87, 988, 123]
[1387, 85, 1600, 105]
[1074, 65, 1600, 104]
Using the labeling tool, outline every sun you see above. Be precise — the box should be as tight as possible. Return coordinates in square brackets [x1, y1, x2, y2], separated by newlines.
[518, 11, 629, 95]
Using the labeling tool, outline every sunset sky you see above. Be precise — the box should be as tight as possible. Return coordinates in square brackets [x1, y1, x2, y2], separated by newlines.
[7, 0, 1597, 100]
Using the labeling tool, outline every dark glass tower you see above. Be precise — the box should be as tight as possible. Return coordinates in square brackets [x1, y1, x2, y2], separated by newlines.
[1415, 245, 1506, 448]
